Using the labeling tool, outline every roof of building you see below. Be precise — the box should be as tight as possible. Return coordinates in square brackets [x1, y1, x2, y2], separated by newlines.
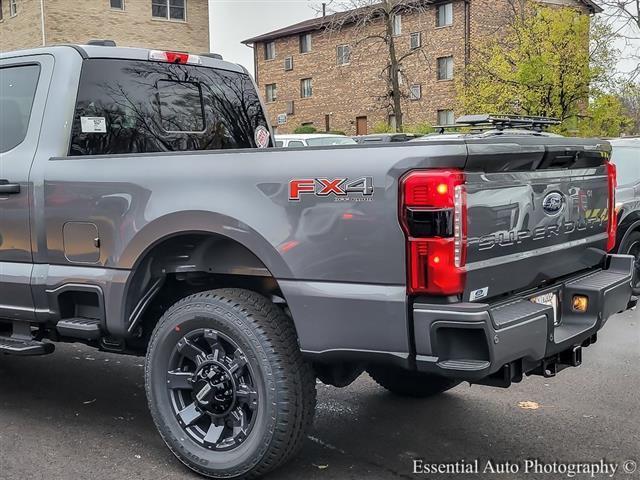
[242, 0, 602, 44]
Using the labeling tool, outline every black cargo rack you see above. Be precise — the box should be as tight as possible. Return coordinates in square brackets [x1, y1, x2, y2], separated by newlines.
[434, 114, 561, 134]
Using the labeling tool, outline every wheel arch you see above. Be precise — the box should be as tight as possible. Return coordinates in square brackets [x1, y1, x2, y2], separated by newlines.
[110, 211, 294, 344]
[117, 210, 292, 276]
[617, 211, 640, 252]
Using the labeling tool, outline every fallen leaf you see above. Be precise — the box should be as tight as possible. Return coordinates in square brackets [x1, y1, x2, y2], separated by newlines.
[313, 464, 329, 470]
[517, 401, 540, 410]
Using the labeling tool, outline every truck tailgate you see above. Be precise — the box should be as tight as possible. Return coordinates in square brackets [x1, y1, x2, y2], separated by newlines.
[463, 138, 613, 302]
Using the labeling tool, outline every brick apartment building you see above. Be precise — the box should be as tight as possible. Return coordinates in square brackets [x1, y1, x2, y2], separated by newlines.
[0, 0, 209, 53]
[243, 0, 600, 135]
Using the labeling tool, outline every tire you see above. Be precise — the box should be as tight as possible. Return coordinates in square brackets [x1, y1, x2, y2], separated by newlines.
[145, 288, 316, 479]
[620, 231, 640, 288]
[368, 366, 461, 398]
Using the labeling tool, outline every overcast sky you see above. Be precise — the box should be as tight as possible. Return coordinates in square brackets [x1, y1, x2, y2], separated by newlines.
[209, 1, 318, 71]
[208, 0, 639, 77]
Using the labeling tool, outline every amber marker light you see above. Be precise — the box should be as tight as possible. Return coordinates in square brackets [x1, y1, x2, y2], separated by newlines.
[572, 295, 589, 313]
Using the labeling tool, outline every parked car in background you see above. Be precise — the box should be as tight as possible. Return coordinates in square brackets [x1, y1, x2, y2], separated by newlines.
[275, 134, 357, 147]
[353, 133, 423, 144]
[611, 137, 640, 287]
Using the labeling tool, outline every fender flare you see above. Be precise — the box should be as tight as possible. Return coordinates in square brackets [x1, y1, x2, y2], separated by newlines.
[618, 217, 640, 252]
[117, 210, 292, 278]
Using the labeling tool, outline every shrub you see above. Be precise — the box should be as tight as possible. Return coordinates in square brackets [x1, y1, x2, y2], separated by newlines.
[372, 122, 394, 134]
[294, 125, 317, 134]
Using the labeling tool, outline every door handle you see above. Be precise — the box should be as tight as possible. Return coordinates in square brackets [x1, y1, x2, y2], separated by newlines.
[0, 180, 21, 194]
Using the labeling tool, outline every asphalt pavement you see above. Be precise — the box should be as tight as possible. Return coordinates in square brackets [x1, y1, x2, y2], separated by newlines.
[1, 308, 638, 480]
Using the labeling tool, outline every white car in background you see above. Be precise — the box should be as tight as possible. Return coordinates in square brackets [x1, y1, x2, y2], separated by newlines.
[275, 134, 358, 147]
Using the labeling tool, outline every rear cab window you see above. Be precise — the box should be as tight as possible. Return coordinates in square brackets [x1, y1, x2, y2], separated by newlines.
[70, 58, 271, 156]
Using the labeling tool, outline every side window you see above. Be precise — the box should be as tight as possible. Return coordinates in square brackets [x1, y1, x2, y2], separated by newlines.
[0, 64, 40, 153]
[288, 140, 305, 147]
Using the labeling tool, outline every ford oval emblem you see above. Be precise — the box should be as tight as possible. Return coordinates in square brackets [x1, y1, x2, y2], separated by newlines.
[542, 192, 565, 216]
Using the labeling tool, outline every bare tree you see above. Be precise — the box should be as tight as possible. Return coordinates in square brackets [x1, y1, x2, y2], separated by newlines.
[619, 80, 640, 133]
[597, 1, 640, 80]
[316, 0, 436, 132]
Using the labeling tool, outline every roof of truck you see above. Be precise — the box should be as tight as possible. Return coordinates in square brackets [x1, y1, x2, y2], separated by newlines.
[0, 44, 246, 74]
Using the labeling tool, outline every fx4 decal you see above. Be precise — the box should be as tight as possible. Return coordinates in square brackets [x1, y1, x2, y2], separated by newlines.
[289, 177, 374, 201]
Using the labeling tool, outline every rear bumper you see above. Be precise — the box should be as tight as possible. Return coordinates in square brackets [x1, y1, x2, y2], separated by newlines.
[413, 254, 635, 383]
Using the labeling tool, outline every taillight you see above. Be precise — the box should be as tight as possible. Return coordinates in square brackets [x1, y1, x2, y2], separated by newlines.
[400, 170, 466, 295]
[606, 161, 617, 252]
[148, 50, 202, 65]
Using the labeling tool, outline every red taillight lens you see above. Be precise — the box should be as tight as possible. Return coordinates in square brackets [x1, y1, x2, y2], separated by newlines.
[401, 170, 466, 296]
[403, 170, 464, 208]
[606, 161, 617, 252]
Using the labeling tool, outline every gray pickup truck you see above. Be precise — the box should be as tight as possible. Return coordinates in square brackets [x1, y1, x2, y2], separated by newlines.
[0, 45, 637, 479]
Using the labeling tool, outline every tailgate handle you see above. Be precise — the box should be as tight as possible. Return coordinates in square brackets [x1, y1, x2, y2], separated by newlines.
[0, 180, 21, 194]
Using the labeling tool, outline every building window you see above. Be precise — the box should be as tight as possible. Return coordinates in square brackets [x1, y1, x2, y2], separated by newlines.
[299, 33, 312, 53]
[409, 84, 422, 100]
[300, 78, 313, 98]
[152, 0, 185, 21]
[438, 109, 455, 126]
[410, 32, 421, 49]
[437, 3, 453, 27]
[392, 14, 402, 36]
[284, 56, 293, 71]
[265, 84, 277, 103]
[437, 56, 454, 80]
[9, 0, 17, 17]
[337, 44, 351, 65]
[265, 41, 276, 60]
[110, 0, 125, 10]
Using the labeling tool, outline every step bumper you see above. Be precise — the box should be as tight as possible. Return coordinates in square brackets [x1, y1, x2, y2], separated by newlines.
[412, 254, 635, 382]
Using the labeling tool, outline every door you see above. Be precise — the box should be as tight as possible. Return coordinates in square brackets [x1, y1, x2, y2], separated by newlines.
[0, 59, 47, 321]
[356, 116, 368, 135]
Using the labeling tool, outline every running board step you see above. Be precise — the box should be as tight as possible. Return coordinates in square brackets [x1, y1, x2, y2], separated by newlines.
[57, 318, 102, 340]
[0, 336, 55, 356]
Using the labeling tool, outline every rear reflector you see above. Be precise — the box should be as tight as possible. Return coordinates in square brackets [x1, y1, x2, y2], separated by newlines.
[149, 50, 202, 65]
[400, 170, 466, 296]
[606, 162, 617, 252]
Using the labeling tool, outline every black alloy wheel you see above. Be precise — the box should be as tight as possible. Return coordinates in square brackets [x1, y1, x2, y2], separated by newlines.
[145, 288, 316, 479]
[167, 328, 259, 451]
